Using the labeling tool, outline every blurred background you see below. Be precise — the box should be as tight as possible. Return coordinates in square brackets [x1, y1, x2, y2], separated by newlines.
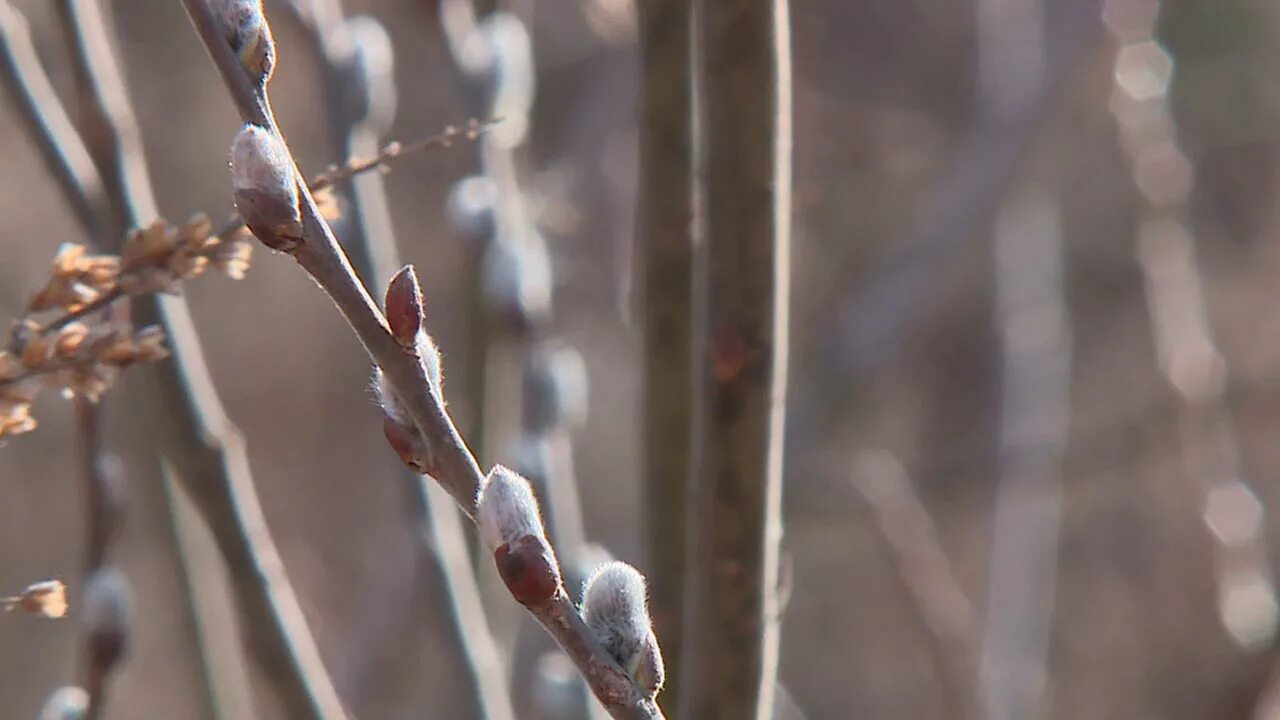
[4, 0, 1280, 718]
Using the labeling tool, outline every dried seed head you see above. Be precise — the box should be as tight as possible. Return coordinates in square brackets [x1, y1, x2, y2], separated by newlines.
[82, 568, 130, 675]
[39, 686, 89, 720]
[3, 579, 68, 618]
[479, 466, 562, 606]
[216, 0, 275, 85]
[230, 125, 302, 252]
[582, 562, 664, 695]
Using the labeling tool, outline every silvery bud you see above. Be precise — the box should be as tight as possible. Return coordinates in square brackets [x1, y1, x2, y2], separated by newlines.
[215, 0, 275, 85]
[582, 562, 664, 696]
[230, 124, 302, 252]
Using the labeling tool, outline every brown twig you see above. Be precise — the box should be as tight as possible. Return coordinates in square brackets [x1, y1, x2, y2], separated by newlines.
[679, 1, 793, 718]
[181, 1, 664, 717]
[0, 2, 109, 235]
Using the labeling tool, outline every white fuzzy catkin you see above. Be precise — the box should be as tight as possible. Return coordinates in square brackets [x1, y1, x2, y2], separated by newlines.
[82, 568, 129, 638]
[582, 563, 650, 661]
[39, 687, 89, 720]
[582, 562, 663, 693]
[215, 0, 275, 83]
[477, 465, 545, 550]
[230, 125, 296, 202]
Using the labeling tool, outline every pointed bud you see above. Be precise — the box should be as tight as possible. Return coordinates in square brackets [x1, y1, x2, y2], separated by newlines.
[478, 466, 562, 606]
[383, 265, 443, 392]
[386, 266, 425, 348]
[216, 0, 275, 85]
[82, 568, 129, 676]
[582, 562, 664, 696]
[230, 125, 301, 252]
[373, 367, 430, 474]
[39, 687, 88, 720]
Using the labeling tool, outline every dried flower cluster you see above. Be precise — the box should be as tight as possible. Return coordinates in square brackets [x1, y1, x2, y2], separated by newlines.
[0, 216, 254, 437]
[2, 579, 68, 618]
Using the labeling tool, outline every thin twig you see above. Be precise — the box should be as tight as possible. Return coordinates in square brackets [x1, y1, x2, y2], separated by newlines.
[854, 452, 978, 712]
[974, 4, 1072, 720]
[180, 2, 664, 717]
[53, 0, 157, 248]
[310, 118, 497, 192]
[293, 4, 514, 717]
[54, 2, 348, 718]
[679, 1, 793, 718]
[0, 2, 108, 235]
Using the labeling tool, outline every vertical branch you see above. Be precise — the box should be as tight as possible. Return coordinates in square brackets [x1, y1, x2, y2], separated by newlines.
[680, 0, 792, 718]
[973, 3, 1074, 719]
[53, 2, 349, 718]
[979, 188, 1069, 720]
[635, 0, 693, 709]
[288, 4, 515, 717]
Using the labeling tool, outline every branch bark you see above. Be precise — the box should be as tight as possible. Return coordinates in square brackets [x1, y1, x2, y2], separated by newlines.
[636, 2, 694, 710]
[679, 1, 792, 718]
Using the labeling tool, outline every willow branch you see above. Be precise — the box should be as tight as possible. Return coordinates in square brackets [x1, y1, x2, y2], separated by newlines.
[292, 4, 514, 717]
[0, 2, 108, 235]
[679, 1, 792, 718]
[54, 2, 347, 718]
[180, 2, 663, 716]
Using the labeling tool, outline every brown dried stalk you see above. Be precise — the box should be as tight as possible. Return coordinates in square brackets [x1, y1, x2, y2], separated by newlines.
[678, 1, 792, 718]
[181, 2, 664, 716]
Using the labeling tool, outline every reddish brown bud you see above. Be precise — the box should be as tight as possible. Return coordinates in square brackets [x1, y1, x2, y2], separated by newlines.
[382, 416, 427, 474]
[373, 367, 431, 473]
[495, 534, 561, 606]
[385, 265, 424, 348]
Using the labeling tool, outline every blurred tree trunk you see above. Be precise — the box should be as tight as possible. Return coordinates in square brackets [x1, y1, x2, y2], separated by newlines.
[637, 0, 693, 712]
[680, 1, 792, 718]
